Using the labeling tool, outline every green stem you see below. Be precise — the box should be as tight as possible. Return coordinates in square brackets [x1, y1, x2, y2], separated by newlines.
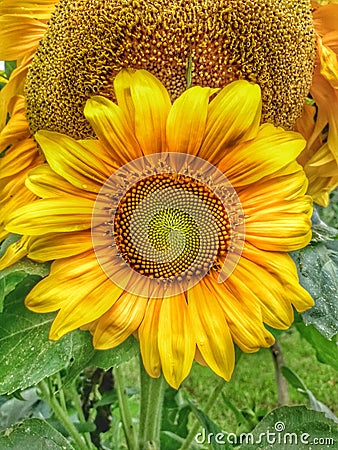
[38, 379, 89, 450]
[69, 382, 93, 449]
[270, 340, 289, 405]
[179, 377, 226, 450]
[55, 372, 67, 413]
[114, 366, 138, 450]
[138, 360, 166, 450]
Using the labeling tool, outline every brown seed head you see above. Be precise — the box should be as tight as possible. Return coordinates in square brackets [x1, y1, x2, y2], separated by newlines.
[25, 0, 316, 139]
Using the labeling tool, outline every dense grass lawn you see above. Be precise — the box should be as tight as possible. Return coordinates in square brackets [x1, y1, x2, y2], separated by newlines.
[181, 327, 337, 431]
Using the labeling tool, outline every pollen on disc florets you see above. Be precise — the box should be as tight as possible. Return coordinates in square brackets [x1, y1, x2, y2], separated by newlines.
[25, 0, 315, 139]
[113, 173, 230, 280]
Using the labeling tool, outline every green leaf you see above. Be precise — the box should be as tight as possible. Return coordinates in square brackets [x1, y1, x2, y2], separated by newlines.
[4, 61, 16, 78]
[161, 431, 200, 449]
[294, 320, 338, 370]
[160, 388, 191, 449]
[0, 388, 51, 431]
[0, 246, 50, 314]
[281, 366, 338, 423]
[311, 209, 338, 243]
[318, 190, 338, 229]
[0, 234, 21, 259]
[0, 277, 73, 395]
[292, 243, 338, 339]
[291, 208, 338, 339]
[189, 402, 233, 450]
[64, 333, 139, 385]
[0, 418, 74, 449]
[239, 406, 338, 449]
[91, 335, 138, 369]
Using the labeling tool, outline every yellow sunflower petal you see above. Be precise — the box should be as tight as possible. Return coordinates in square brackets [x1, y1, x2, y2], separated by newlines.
[199, 80, 261, 164]
[26, 164, 96, 200]
[0, 236, 30, 271]
[0, 181, 36, 239]
[84, 96, 143, 164]
[6, 198, 93, 235]
[50, 276, 123, 340]
[245, 196, 312, 252]
[25, 251, 106, 313]
[205, 274, 274, 353]
[318, 37, 338, 89]
[0, 0, 57, 20]
[116, 69, 171, 155]
[113, 69, 135, 130]
[188, 281, 235, 381]
[166, 86, 212, 155]
[241, 243, 314, 313]
[0, 96, 29, 149]
[0, 57, 31, 129]
[28, 231, 93, 262]
[218, 124, 306, 186]
[35, 131, 112, 192]
[239, 165, 308, 207]
[158, 294, 195, 389]
[228, 258, 296, 329]
[93, 293, 147, 349]
[0, 15, 47, 60]
[0, 138, 38, 178]
[139, 299, 162, 378]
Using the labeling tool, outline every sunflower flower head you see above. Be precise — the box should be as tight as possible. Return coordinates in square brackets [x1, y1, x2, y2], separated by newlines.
[24, 0, 315, 139]
[1, 69, 314, 388]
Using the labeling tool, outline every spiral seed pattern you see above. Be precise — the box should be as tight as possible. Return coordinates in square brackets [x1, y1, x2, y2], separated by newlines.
[91, 153, 245, 298]
[114, 174, 230, 280]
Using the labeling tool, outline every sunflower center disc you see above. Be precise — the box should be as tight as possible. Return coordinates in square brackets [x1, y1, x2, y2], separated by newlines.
[91, 153, 245, 298]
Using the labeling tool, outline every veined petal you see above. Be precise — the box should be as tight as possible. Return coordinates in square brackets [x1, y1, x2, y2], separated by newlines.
[26, 164, 96, 200]
[166, 87, 212, 155]
[113, 69, 136, 130]
[117, 69, 171, 155]
[188, 281, 235, 381]
[139, 299, 162, 378]
[158, 294, 195, 389]
[93, 293, 147, 348]
[0, 56, 31, 130]
[0, 15, 47, 60]
[0, 0, 58, 20]
[28, 231, 93, 262]
[245, 198, 312, 252]
[0, 96, 29, 149]
[228, 258, 296, 329]
[50, 277, 123, 340]
[199, 80, 261, 164]
[312, 3, 338, 36]
[0, 236, 30, 270]
[218, 124, 306, 186]
[6, 198, 93, 235]
[0, 138, 38, 178]
[241, 243, 314, 313]
[239, 166, 308, 207]
[84, 95, 142, 164]
[35, 131, 112, 192]
[205, 273, 274, 352]
[25, 251, 106, 313]
[0, 182, 36, 239]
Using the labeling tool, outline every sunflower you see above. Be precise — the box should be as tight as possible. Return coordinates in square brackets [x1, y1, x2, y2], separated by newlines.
[295, 0, 338, 206]
[1, 69, 314, 388]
